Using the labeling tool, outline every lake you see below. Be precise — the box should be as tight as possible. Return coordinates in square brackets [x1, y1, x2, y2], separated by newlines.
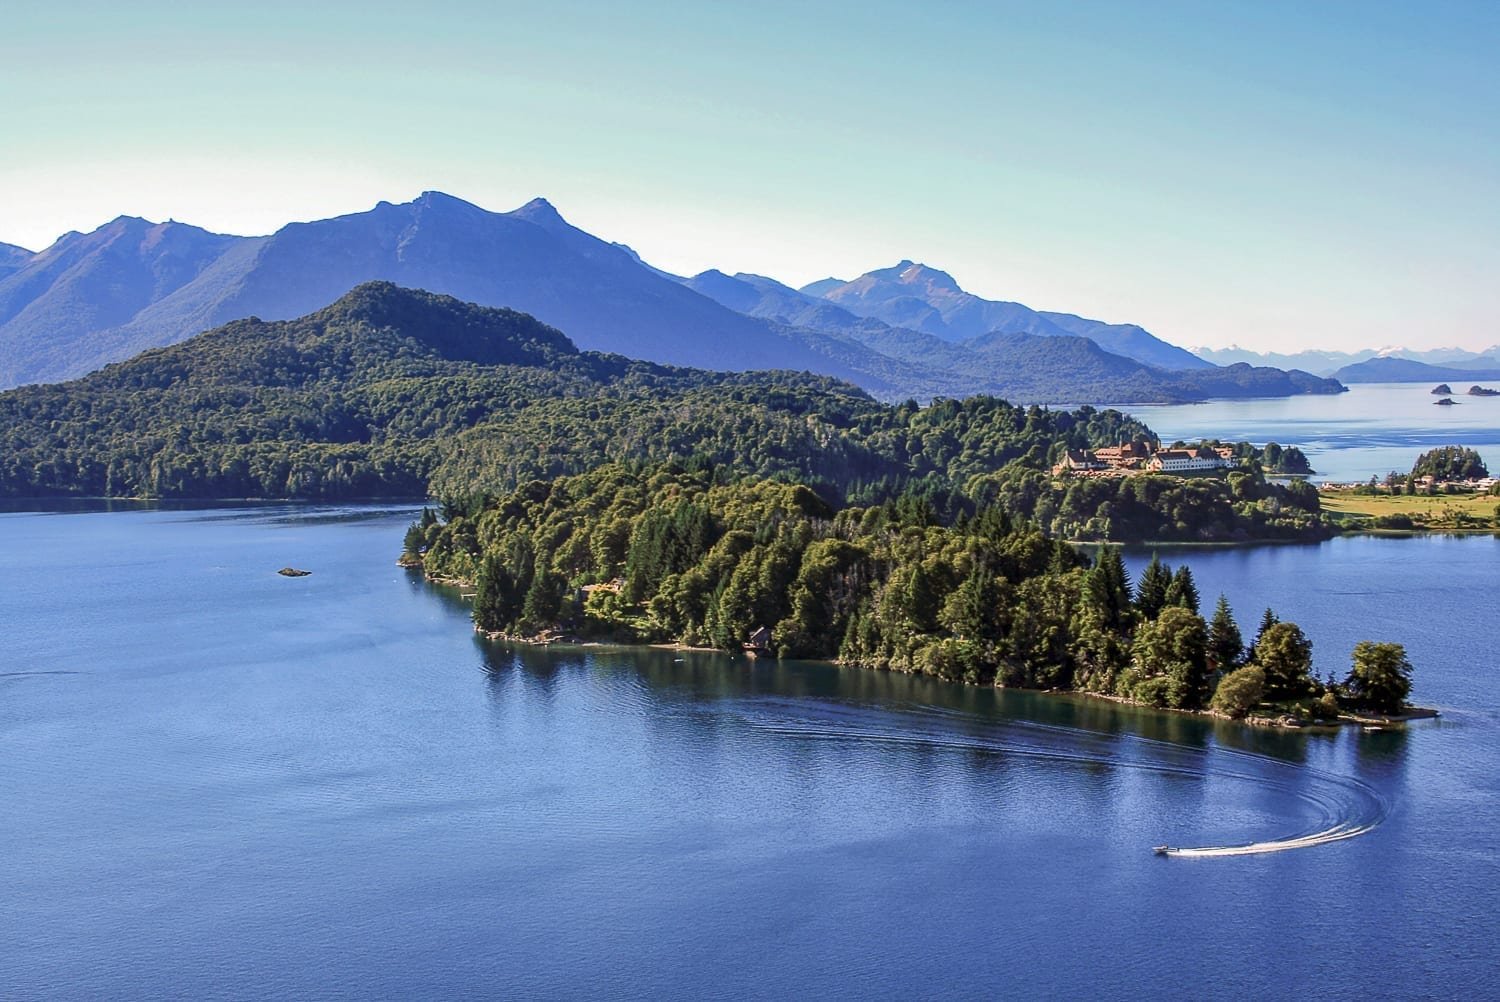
[3, 505, 1497, 998]
[1127, 382, 1500, 482]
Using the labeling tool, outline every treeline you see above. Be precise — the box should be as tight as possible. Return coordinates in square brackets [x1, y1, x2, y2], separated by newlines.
[411, 463, 1409, 719]
[967, 465, 1325, 542]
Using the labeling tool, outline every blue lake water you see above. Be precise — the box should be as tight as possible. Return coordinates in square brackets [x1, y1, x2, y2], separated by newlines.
[1127, 382, 1500, 482]
[3, 505, 1497, 998]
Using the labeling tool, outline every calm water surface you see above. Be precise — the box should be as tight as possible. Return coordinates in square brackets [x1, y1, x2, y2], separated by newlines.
[1128, 382, 1500, 482]
[2, 506, 1497, 998]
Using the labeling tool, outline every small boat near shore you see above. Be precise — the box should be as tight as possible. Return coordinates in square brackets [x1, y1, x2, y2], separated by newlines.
[1153, 845, 1176, 856]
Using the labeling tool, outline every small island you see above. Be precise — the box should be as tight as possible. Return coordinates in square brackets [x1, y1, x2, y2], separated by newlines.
[277, 567, 312, 577]
[1468, 385, 1499, 397]
[1434, 397, 1457, 406]
[1432, 383, 1454, 395]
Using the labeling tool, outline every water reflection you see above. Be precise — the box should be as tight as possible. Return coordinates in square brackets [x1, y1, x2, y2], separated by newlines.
[421, 568, 1405, 861]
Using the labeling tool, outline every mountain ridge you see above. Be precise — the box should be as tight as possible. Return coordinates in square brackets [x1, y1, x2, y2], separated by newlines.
[0, 242, 32, 281]
[799, 261, 1214, 371]
[0, 193, 905, 393]
[1197, 344, 1500, 376]
[0, 192, 1340, 405]
[1331, 356, 1500, 383]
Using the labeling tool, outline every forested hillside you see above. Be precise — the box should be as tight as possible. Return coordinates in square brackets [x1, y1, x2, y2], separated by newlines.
[1, 282, 1156, 503]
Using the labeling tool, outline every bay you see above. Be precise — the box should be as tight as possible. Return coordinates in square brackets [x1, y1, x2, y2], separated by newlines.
[2, 505, 1497, 998]
[1127, 382, 1500, 482]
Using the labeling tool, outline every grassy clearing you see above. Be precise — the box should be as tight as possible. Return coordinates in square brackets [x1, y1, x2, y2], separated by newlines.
[1321, 490, 1500, 529]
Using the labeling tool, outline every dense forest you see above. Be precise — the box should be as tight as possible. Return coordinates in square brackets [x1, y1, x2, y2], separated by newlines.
[0, 282, 1325, 542]
[408, 463, 1409, 720]
[0, 284, 1134, 501]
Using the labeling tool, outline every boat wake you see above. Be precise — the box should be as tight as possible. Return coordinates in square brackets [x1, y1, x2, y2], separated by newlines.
[1158, 819, 1380, 857]
[736, 698, 1388, 859]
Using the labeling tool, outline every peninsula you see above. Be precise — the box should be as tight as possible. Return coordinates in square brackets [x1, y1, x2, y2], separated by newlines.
[404, 462, 1419, 727]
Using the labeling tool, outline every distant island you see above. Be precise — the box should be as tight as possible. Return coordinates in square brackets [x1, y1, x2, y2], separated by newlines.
[1469, 385, 1499, 397]
[1432, 383, 1453, 395]
[1435, 397, 1457, 406]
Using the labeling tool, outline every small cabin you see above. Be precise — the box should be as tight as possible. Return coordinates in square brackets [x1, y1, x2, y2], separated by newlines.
[745, 626, 772, 654]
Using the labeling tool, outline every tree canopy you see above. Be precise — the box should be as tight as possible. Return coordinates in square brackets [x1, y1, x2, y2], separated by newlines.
[1344, 641, 1413, 715]
[1411, 446, 1488, 481]
[409, 461, 1400, 720]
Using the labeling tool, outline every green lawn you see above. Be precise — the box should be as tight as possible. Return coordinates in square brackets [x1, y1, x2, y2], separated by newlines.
[1321, 490, 1500, 529]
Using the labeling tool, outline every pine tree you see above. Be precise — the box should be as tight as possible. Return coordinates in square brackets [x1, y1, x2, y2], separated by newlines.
[1248, 607, 1279, 663]
[1207, 594, 1243, 673]
[941, 565, 1003, 642]
[1166, 566, 1200, 614]
[1084, 546, 1132, 631]
[473, 553, 519, 633]
[519, 570, 564, 633]
[1136, 553, 1171, 620]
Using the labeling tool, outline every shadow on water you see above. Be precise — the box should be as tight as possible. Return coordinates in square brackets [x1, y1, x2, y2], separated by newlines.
[471, 639, 1393, 855]
[408, 565, 1394, 857]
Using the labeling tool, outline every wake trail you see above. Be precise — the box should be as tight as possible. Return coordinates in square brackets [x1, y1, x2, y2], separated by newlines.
[736, 697, 1388, 859]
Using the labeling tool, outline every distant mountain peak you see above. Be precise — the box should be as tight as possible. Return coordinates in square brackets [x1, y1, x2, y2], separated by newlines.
[855, 260, 962, 294]
[805, 258, 1212, 369]
[416, 189, 474, 206]
[510, 196, 568, 227]
[899, 261, 959, 290]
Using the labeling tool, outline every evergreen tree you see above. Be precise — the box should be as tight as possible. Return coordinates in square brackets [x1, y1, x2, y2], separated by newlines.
[473, 552, 519, 633]
[1165, 566, 1200, 614]
[1084, 545, 1132, 631]
[1255, 621, 1315, 701]
[902, 561, 942, 634]
[519, 570, 564, 633]
[1207, 594, 1243, 673]
[1135, 553, 1171, 620]
[940, 565, 1005, 643]
[1248, 607, 1279, 663]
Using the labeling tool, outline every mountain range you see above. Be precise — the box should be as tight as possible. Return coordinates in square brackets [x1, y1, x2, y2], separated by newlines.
[1329, 356, 1500, 384]
[0, 192, 1342, 404]
[796, 261, 1212, 370]
[1196, 345, 1500, 377]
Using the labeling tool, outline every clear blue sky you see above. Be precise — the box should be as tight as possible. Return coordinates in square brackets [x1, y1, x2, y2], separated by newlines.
[3, 0, 1496, 352]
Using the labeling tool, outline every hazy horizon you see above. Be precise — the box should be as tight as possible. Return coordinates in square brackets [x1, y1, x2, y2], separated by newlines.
[4, 1, 1496, 353]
